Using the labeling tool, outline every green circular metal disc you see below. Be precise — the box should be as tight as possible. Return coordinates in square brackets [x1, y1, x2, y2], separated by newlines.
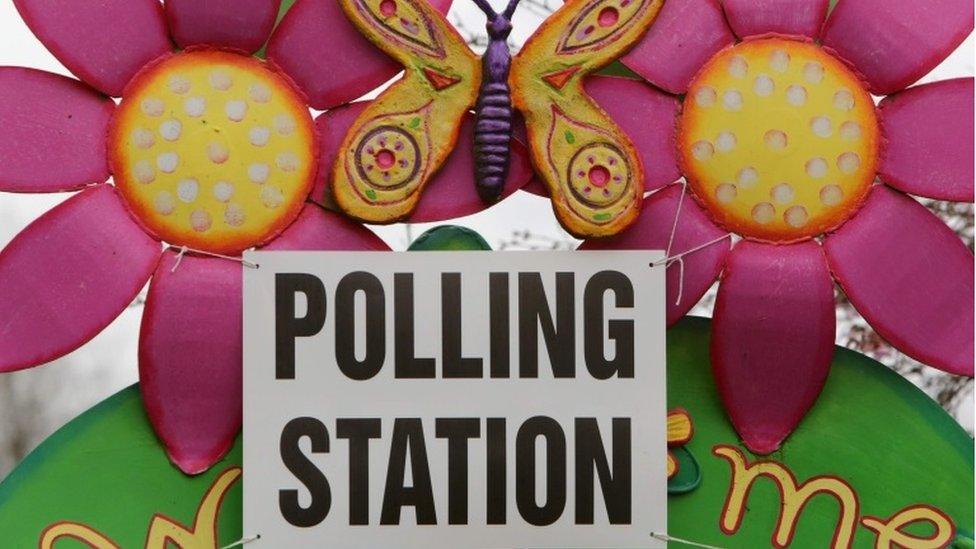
[407, 225, 492, 251]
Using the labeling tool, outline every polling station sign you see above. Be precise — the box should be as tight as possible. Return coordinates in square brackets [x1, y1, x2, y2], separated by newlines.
[242, 251, 667, 548]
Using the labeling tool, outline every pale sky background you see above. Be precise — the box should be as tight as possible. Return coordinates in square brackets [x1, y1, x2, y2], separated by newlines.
[0, 0, 971, 471]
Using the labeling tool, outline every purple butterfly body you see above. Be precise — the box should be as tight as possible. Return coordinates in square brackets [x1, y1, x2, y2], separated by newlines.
[472, 0, 521, 203]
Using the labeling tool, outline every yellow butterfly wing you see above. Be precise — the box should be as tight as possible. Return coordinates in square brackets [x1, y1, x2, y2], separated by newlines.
[332, 0, 481, 223]
[511, 0, 664, 238]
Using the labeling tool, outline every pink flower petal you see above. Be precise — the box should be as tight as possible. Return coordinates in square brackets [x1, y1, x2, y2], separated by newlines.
[621, 0, 735, 94]
[712, 240, 835, 454]
[412, 118, 532, 223]
[14, 0, 171, 97]
[0, 68, 113, 192]
[266, 0, 452, 110]
[721, 0, 829, 39]
[879, 78, 974, 202]
[139, 251, 242, 475]
[263, 204, 390, 251]
[824, 186, 974, 376]
[822, 0, 974, 95]
[165, 0, 282, 53]
[521, 177, 548, 197]
[309, 104, 361, 208]
[585, 76, 681, 192]
[0, 185, 161, 372]
[312, 105, 532, 222]
[579, 185, 730, 326]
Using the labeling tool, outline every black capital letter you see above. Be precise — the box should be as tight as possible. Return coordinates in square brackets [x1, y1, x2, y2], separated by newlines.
[518, 273, 575, 378]
[275, 274, 326, 379]
[442, 274, 483, 378]
[381, 419, 437, 525]
[583, 271, 635, 379]
[516, 416, 567, 526]
[574, 418, 632, 524]
[335, 272, 385, 380]
[486, 418, 507, 524]
[489, 273, 510, 378]
[279, 417, 331, 527]
[395, 274, 436, 378]
[337, 418, 382, 525]
[436, 418, 481, 524]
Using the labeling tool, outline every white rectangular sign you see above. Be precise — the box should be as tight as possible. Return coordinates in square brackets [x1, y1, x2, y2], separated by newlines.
[243, 251, 667, 548]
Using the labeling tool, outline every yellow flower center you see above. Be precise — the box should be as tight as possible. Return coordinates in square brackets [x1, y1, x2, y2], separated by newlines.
[679, 38, 880, 242]
[109, 50, 316, 254]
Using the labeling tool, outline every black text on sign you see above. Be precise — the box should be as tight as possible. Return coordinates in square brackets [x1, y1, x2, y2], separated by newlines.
[243, 251, 667, 548]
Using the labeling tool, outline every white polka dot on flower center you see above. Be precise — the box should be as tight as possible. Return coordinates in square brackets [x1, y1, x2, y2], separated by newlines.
[109, 50, 315, 254]
[764, 130, 788, 150]
[157, 152, 179, 173]
[770, 50, 790, 73]
[184, 97, 206, 117]
[209, 70, 233, 91]
[214, 181, 234, 202]
[134, 160, 155, 184]
[737, 167, 758, 188]
[786, 85, 808, 107]
[723, 90, 744, 111]
[805, 158, 829, 178]
[691, 141, 714, 161]
[771, 183, 795, 204]
[226, 100, 248, 122]
[680, 38, 880, 241]
[260, 186, 284, 209]
[276, 152, 300, 172]
[132, 128, 155, 149]
[803, 62, 824, 84]
[249, 83, 272, 103]
[840, 121, 862, 141]
[715, 132, 737, 153]
[833, 89, 855, 111]
[752, 202, 775, 224]
[715, 183, 737, 204]
[168, 75, 191, 95]
[155, 191, 175, 215]
[141, 98, 165, 117]
[225, 203, 246, 226]
[208, 142, 230, 164]
[275, 114, 296, 135]
[190, 209, 212, 232]
[810, 116, 832, 138]
[784, 205, 808, 227]
[753, 74, 774, 97]
[177, 178, 199, 203]
[249, 163, 270, 183]
[159, 119, 182, 142]
[820, 184, 844, 206]
[695, 86, 717, 107]
[249, 126, 271, 147]
[728, 55, 749, 79]
[837, 152, 861, 174]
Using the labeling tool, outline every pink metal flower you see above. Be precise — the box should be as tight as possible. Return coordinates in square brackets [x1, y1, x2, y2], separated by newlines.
[0, 0, 533, 474]
[572, 0, 973, 454]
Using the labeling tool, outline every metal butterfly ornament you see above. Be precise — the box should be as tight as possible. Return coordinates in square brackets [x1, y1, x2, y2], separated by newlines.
[331, 0, 664, 238]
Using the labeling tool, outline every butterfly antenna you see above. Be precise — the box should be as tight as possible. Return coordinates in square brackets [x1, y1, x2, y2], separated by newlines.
[502, 0, 521, 19]
[471, 0, 498, 18]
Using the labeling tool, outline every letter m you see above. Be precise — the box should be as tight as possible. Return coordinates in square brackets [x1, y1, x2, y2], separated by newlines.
[713, 445, 859, 549]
